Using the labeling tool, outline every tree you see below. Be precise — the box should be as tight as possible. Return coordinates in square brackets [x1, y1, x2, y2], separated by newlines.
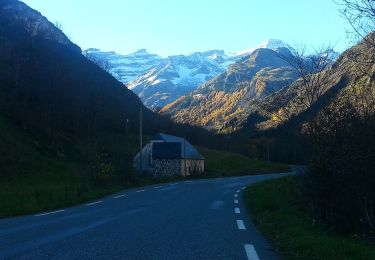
[304, 90, 375, 235]
[261, 46, 336, 124]
[284, 47, 336, 110]
[54, 21, 63, 31]
[339, 0, 375, 47]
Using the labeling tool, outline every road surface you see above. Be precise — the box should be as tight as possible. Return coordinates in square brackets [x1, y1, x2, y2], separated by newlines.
[0, 173, 292, 259]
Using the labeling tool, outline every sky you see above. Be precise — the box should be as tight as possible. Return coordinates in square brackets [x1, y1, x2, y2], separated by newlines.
[22, 0, 351, 57]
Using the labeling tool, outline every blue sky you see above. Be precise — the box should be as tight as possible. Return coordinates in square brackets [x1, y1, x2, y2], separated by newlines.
[22, 0, 350, 57]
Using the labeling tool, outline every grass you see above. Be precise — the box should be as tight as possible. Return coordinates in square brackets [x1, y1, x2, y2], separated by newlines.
[198, 147, 290, 177]
[0, 115, 131, 218]
[0, 114, 290, 218]
[243, 176, 375, 259]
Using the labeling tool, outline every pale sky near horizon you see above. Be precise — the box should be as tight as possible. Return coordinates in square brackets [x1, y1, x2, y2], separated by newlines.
[22, 0, 351, 57]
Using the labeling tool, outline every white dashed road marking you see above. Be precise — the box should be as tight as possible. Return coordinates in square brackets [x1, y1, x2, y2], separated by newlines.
[244, 244, 260, 260]
[136, 190, 145, 193]
[86, 201, 102, 206]
[236, 220, 246, 230]
[35, 209, 65, 217]
[230, 186, 257, 259]
[154, 186, 162, 189]
[113, 194, 126, 199]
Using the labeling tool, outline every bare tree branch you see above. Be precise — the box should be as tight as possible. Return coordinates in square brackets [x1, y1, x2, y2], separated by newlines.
[337, 0, 375, 48]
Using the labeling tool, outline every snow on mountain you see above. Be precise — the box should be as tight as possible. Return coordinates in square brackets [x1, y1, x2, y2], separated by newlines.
[83, 48, 163, 83]
[128, 50, 236, 109]
[235, 39, 291, 56]
[84, 39, 294, 109]
[128, 40, 295, 109]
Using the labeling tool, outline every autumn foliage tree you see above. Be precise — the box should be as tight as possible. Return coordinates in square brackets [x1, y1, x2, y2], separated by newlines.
[302, 0, 375, 234]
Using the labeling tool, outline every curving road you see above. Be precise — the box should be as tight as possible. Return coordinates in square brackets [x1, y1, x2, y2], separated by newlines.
[0, 173, 292, 259]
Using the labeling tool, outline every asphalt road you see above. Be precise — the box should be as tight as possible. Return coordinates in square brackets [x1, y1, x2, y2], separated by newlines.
[0, 173, 292, 260]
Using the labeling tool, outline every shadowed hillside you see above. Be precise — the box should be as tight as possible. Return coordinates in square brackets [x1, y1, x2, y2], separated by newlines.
[0, 0, 222, 183]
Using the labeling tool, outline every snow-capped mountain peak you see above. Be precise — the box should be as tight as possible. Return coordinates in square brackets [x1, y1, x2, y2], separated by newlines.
[84, 39, 293, 110]
[127, 51, 233, 109]
[83, 48, 163, 83]
[236, 39, 291, 56]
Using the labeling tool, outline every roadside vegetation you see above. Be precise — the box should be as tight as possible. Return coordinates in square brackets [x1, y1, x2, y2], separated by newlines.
[0, 115, 133, 217]
[244, 176, 375, 259]
[0, 115, 288, 218]
[198, 147, 289, 177]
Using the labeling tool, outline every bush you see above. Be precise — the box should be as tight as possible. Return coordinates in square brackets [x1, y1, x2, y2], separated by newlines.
[306, 97, 375, 236]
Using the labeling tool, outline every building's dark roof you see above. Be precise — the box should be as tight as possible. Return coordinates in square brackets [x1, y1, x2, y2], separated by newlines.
[152, 133, 205, 160]
[152, 142, 181, 159]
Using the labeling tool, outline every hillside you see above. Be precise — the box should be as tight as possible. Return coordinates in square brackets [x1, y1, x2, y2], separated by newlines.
[161, 34, 374, 135]
[87, 39, 292, 110]
[160, 47, 298, 133]
[0, 0, 154, 137]
[249, 32, 375, 130]
[129, 50, 235, 110]
[0, 0, 221, 182]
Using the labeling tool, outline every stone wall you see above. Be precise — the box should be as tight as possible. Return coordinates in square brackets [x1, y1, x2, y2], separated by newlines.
[153, 159, 182, 177]
[182, 159, 204, 176]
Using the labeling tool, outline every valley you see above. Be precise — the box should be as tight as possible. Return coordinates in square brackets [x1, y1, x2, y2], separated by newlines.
[1, 0, 374, 259]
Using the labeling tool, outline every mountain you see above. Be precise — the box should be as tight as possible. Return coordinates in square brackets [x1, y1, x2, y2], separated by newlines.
[128, 41, 294, 110]
[0, 0, 153, 137]
[0, 0, 72, 46]
[160, 46, 299, 133]
[0, 0, 221, 182]
[235, 39, 291, 56]
[128, 50, 237, 109]
[250, 32, 375, 131]
[83, 48, 163, 83]
[85, 39, 292, 110]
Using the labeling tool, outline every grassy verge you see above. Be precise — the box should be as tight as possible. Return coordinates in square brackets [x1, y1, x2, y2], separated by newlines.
[0, 114, 290, 218]
[243, 176, 375, 259]
[0, 115, 130, 218]
[198, 147, 290, 177]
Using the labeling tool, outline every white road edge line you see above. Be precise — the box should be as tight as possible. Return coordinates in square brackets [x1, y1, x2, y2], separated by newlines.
[234, 194, 238, 197]
[136, 190, 145, 193]
[86, 201, 102, 206]
[237, 220, 246, 230]
[234, 199, 239, 204]
[113, 194, 126, 199]
[235, 207, 241, 214]
[244, 244, 260, 260]
[241, 187, 246, 190]
[35, 209, 65, 217]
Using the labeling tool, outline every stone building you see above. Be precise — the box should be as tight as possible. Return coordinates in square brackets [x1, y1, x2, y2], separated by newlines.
[134, 133, 205, 177]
